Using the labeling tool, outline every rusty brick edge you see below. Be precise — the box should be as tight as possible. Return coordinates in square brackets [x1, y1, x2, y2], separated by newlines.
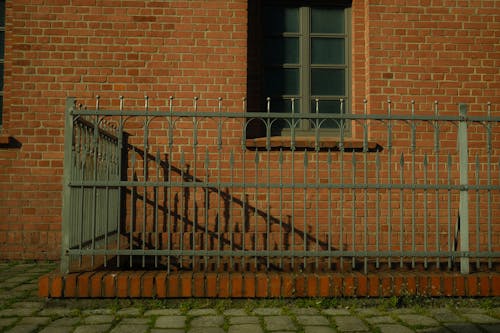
[38, 272, 500, 298]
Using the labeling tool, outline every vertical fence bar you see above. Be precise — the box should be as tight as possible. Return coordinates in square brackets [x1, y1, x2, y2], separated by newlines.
[192, 98, 199, 270]
[61, 97, 76, 274]
[327, 149, 332, 269]
[142, 96, 149, 268]
[155, 150, 160, 268]
[433, 101, 440, 268]
[303, 149, 309, 269]
[229, 149, 235, 270]
[447, 153, 453, 269]
[399, 153, 405, 268]
[339, 99, 345, 271]
[387, 99, 393, 267]
[254, 149, 259, 270]
[116, 98, 124, 269]
[279, 148, 284, 270]
[486, 102, 492, 269]
[458, 103, 469, 274]
[423, 154, 428, 269]
[167, 96, 174, 273]
[216, 98, 222, 270]
[351, 151, 356, 269]
[314, 99, 320, 270]
[363, 101, 368, 274]
[410, 101, 416, 268]
[266, 100, 271, 269]
[475, 154, 480, 270]
[375, 152, 380, 269]
[241, 98, 247, 270]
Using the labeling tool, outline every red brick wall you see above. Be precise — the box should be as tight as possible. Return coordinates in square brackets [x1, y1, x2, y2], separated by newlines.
[0, 0, 498, 261]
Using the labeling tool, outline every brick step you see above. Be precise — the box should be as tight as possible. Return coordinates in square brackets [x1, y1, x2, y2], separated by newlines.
[39, 271, 500, 298]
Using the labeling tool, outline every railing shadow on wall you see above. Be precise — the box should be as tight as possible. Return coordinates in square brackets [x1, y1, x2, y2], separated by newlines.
[61, 97, 500, 275]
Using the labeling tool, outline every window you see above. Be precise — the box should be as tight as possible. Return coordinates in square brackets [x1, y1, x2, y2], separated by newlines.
[0, 0, 4, 126]
[249, 1, 351, 135]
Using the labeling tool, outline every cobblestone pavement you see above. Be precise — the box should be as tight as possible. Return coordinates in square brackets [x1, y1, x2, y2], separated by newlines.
[1, 262, 500, 333]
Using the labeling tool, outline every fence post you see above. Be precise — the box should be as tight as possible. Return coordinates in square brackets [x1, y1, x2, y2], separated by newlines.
[61, 97, 76, 274]
[458, 103, 469, 274]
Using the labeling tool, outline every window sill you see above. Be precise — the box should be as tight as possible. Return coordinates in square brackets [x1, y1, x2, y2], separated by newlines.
[246, 136, 382, 151]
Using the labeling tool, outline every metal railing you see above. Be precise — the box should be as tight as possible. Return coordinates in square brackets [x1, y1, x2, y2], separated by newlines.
[61, 97, 500, 274]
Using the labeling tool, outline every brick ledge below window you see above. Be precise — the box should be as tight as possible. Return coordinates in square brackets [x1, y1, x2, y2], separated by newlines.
[246, 136, 381, 151]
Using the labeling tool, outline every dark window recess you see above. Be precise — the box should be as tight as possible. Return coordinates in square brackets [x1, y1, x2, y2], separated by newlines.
[247, 0, 351, 137]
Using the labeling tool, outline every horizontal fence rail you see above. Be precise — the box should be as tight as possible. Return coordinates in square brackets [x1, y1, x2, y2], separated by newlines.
[61, 97, 500, 274]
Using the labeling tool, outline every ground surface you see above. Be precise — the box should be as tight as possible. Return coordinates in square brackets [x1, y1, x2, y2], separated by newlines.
[1, 261, 500, 333]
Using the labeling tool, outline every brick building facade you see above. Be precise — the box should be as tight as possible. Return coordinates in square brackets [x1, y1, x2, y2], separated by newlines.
[0, 0, 499, 267]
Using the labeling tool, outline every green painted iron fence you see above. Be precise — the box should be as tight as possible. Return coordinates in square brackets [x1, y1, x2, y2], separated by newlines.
[61, 97, 500, 274]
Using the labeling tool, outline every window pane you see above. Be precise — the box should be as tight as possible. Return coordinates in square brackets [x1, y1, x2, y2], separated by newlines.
[0, 1, 4, 27]
[0, 31, 4, 56]
[311, 100, 344, 128]
[264, 68, 299, 96]
[311, 69, 345, 96]
[311, 38, 345, 65]
[265, 37, 299, 64]
[0, 63, 3, 90]
[264, 6, 299, 33]
[311, 8, 344, 34]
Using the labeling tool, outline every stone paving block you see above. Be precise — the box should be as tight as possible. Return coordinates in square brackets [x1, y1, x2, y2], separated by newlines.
[322, 309, 351, 316]
[144, 309, 182, 316]
[10, 302, 43, 309]
[0, 308, 39, 317]
[110, 323, 149, 333]
[4, 324, 39, 333]
[461, 313, 500, 324]
[187, 309, 217, 316]
[456, 307, 487, 314]
[229, 316, 259, 325]
[416, 327, 450, 333]
[17, 316, 51, 326]
[377, 324, 414, 333]
[187, 328, 224, 333]
[81, 309, 113, 316]
[296, 315, 330, 326]
[333, 316, 369, 332]
[481, 324, 500, 333]
[228, 323, 264, 333]
[39, 327, 75, 333]
[49, 317, 81, 326]
[73, 324, 112, 333]
[116, 307, 142, 316]
[223, 309, 248, 316]
[253, 307, 283, 316]
[397, 314, 439, 326]
[0, 318, 17, 328]
[366, 316, 396, 324]
[155, 316, 187, 329]
[304, 326, 337, 333]
[355, 308, 384, 317]
[38, 307, 78, 317]
[290, 308, 320, 315]
[82, 315, 115, 325]
[189, 315, 224, 327]
[120, 317, 150, 324]
[263, 315, 297, 331]
[150, 329, 185, 333]
[444, 323, 483, 333]
[430, 308, 465, 323]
